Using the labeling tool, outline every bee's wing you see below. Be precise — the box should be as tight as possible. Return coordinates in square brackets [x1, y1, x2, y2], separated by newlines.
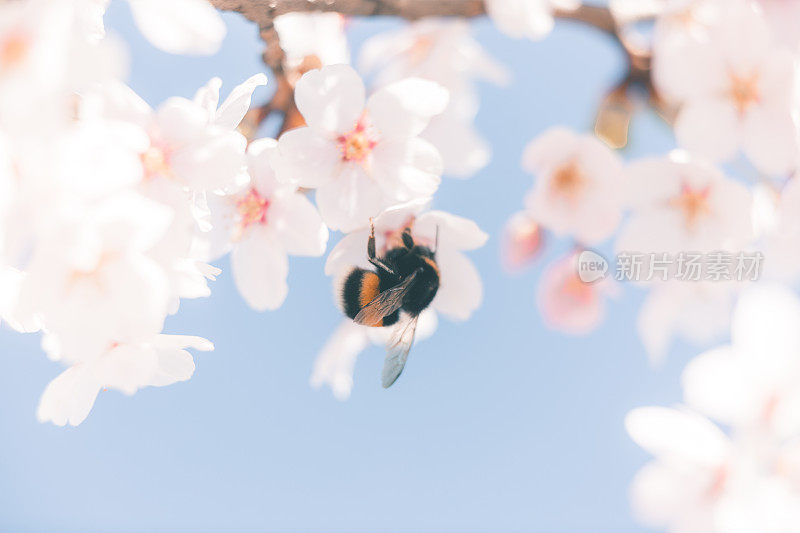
[381, 314, 419, 388]
[353, 269, 419, 327]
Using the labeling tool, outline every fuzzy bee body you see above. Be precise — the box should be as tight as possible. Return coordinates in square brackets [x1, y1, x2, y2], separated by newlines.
[339, 224, 440, 387]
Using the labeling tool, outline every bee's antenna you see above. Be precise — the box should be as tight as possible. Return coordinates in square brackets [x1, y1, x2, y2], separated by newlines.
[433, 224, 440, 257]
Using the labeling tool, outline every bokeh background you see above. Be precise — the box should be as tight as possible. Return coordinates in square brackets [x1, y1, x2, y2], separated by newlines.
[0, 3, 691, 532]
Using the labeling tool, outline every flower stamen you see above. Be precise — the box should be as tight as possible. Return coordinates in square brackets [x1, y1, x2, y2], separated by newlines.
[727, 71, 761, 114]
[236, 188, 270, 236]
[670, 182, 712, 230]
[338, 118, 377, 163]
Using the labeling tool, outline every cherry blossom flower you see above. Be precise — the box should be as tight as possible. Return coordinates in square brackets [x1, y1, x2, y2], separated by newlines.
[522, 127, 625, 246]
[537, 251, 614, 335]
[18, 192, 173, 364]
[615, 151, 752, 255]
[754, 0, 800, 50]
[37, 334, 213, 426]
[502, 210, 544, 271]
[761, 177, 800, 282]
[485, 0, 580, 41]
[637, 280, 737, 365]
[325, 199, 487, 321]
[310, 311, 438, 400]
[626, 406, 737, 533]
[86, 0, 226, 55]
[682, 284, 800, 439]
[313, 200, 486, 398]
[102, 74, 266, 193]
[276, 64, 448, 232]
[359, 19, 508, 178]
[274, 12, 349, 72]
[655, 3, 799, 175]
[206, 138, 328, 311]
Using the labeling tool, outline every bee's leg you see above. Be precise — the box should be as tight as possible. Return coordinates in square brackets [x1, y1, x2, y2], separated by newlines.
[367, 219, 396, 276]
[401, 227, 414, 249]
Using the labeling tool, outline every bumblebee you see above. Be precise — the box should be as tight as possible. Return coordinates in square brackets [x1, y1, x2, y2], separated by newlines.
[340, 221, 439, 388]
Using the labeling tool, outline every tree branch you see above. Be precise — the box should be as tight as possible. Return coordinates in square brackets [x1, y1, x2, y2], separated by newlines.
[214, 0, 660, 146]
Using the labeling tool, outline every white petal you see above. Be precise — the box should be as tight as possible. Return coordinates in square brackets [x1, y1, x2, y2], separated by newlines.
[743, 107, 799, 176]
[625, 407, 729, 467]
[732, 283, 800, 376]
[432, 250, 483, 321]
[275, 127, 340, 188]
[37, 365, 101, 427]
[247, 137, 282, 196]
[315, 164, 385, 232]
[310, 320, 369, 401]
[675, 99, 742, 162]
[127, 0, 226, 55]
[272, 191, 329, 256]
[149, 347, 196, 387]
[415, 211, 488, 251]
[94, 344, 158, 395]
[367, 78, 449, 139]
[156, 97, 208, 145]
[294, 64, 365, 134]
[171, 131, 247, 190]
[421, 112, 490, 178]
[214, 73, 268, 130]
[371, 137, 442, 202]
[193, 77, 222, 119]
[681, 346, 754, 427]
[231, 228, 289, 311]
[325, 229, 370, 276]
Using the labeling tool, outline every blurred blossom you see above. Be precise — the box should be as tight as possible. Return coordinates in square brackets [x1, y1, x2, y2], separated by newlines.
[537, 252, 613, 335]
[629, 284, 800, 532]
[276, 65, 448, 232]
[502, 210, 544, 271]
[312, 200, 486, 398]
[615, 151, 752, 255]
[754, 0, 800, 50]
[0, 0, 269, 425]
[637, 281, 736, 365]
[206, 138, 328, 311]
[359, 19, 508, 178]
[310, 311, 438, 400]
[88, 0, 226, 55]
[37, 335, 213, 427]
[522, 127, 625, 246]
[655, 2, 800, 175]
[486, 0, 580, 41]
[761, 177, 800, 282]
[274, 12, 349, 72]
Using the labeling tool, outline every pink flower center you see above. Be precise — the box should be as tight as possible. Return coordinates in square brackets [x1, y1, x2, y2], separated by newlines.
[338, 118, 377, 162]
[0, 31, 29, 70]
[562, 270, 595, 305]
[236, 188, 270, 230]
[550, 160, 586, 202]
[670, 182, 712, 230]
[706, 465, 729, 501]
[728, 70, 761, 114]
[141, 142, 173, 181]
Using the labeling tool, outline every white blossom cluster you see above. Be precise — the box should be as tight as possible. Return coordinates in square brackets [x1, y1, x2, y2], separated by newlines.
[270, 17, 494, 400]
[7, 0, 800, 529]
[486, 0, 800, 530]
[0, 0, 278, 425]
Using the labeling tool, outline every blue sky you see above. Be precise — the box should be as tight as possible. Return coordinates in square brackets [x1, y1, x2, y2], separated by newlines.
[0, 4, 701, 532]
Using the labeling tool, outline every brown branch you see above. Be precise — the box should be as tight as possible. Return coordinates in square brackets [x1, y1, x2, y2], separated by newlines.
[216, 0, 661, 147]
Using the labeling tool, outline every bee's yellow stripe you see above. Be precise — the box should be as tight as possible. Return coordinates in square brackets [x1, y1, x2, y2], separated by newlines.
[359, 272, 382, 327]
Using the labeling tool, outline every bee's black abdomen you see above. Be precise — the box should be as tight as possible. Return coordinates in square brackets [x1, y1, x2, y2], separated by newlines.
[342, 268, 373, 320]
